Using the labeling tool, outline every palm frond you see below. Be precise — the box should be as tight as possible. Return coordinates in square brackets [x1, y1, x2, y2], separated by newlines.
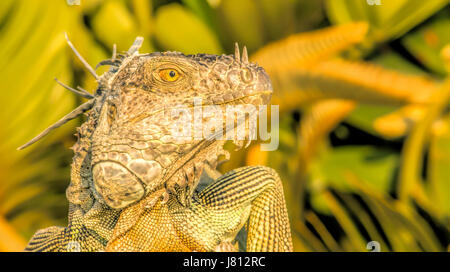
[251, 22, 369, 71]
[298, 99, 355, 163]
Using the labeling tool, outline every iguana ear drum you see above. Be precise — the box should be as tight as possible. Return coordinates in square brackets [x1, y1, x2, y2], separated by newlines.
[92, 162, 145, 209]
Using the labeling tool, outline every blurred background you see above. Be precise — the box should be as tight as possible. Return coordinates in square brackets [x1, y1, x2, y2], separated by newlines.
[0, 0, 449, 251]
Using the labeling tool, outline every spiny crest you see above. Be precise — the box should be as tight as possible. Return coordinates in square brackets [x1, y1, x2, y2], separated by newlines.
[17, 34, 145, 150]
[234, 42, 249, 64]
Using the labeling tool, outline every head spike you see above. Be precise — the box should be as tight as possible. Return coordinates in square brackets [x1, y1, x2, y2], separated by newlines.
[242, 46, 249, 64]
[17, 99, 96, 150]
[54, 78, 94, 99]
[112, 44, 117, 60]
[234, 42, 240, 62]
[127, 37, 144, 55]
[95, 59, 122, 70]
[76, 86, 92, 97]
[64, 32, 99, 80]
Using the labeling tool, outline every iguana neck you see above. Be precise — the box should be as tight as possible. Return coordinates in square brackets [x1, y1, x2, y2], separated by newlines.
[162, 139, 228, 207]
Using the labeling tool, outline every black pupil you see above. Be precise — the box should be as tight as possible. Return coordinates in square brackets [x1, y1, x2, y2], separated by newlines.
[169, 70, 176, 77]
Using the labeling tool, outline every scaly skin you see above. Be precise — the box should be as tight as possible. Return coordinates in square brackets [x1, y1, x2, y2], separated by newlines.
[24, 37, 293, 252]
[107, 166, 291, 252]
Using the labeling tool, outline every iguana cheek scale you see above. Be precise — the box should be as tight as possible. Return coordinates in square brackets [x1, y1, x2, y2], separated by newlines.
[21, 35, 293, 252]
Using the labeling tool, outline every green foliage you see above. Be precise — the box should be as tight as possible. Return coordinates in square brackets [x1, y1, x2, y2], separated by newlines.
[403, 15, 450, 76]
[326, 0, 449, 43]
[311, 146, 398, 194]
[154, 3, 223, 54]
[0, 0, 448, 251]
[429, 114, 450, 219]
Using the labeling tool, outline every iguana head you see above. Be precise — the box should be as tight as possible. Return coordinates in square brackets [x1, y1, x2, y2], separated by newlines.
[91, 39, 272, 209]
[19, 37, 273, 209]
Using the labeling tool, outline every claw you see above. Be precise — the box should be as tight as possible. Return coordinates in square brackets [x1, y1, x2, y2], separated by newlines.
[144, 196, 159, 209]
[160, 190, 170, 204]
[244, 139, 252, 149]
[222, 150, 230, 161]
[233, 139, 244, 150]
[144, 188, 170, 208]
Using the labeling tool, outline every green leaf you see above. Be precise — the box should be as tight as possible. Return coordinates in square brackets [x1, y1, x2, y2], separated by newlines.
[346, 104, 397, 136]
[325, 0, 449, 44]
[0, 0, 79, 240]
[428, 113, 450, 219]
[346, 50, 430, 136]
[311, 146, 398, 194]
[216, 0, 264, 52]
[92, 0, 153, 53]
[370, 50, 430, 76]
[154, 3, 223, 54]
[256, 0, 297, 41]
[403, 16, 450, 76]
[181, 0, 217, 32]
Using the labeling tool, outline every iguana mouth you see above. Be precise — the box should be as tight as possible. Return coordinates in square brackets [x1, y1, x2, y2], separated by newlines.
[213, 90, 273, 106]
[127, 90, 273, 125]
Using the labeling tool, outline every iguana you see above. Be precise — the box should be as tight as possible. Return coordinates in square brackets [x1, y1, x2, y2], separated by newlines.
[20, 35, 293, 252]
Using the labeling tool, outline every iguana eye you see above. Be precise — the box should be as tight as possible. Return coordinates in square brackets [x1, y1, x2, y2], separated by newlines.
[159, 68, 181, 82]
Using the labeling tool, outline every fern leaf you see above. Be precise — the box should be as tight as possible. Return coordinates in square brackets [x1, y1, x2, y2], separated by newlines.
[298, 99, 355, 162]
[310, 59, 438, 104]
[251, 22, 368, 71]
[270, 58, 438, 113]
[373, 104, 428, 138]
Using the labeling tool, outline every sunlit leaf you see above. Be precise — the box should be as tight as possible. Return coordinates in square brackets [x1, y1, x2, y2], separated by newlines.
[403, 17, 450, 76]
[428, 114, 450, 220]
[92, 0, 153, 53]
[216, 0, 264, 52]
[251, 22, 369, 72]
[325, 0, 449, 44]
[154, 3, 223, 54]
[311, 146, 398, 193]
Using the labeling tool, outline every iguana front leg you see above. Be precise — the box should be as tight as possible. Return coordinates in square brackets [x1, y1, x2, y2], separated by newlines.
[198, 166, 293, 252]
[24, 202, 119, 252]
[105, 165, 293, 252]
